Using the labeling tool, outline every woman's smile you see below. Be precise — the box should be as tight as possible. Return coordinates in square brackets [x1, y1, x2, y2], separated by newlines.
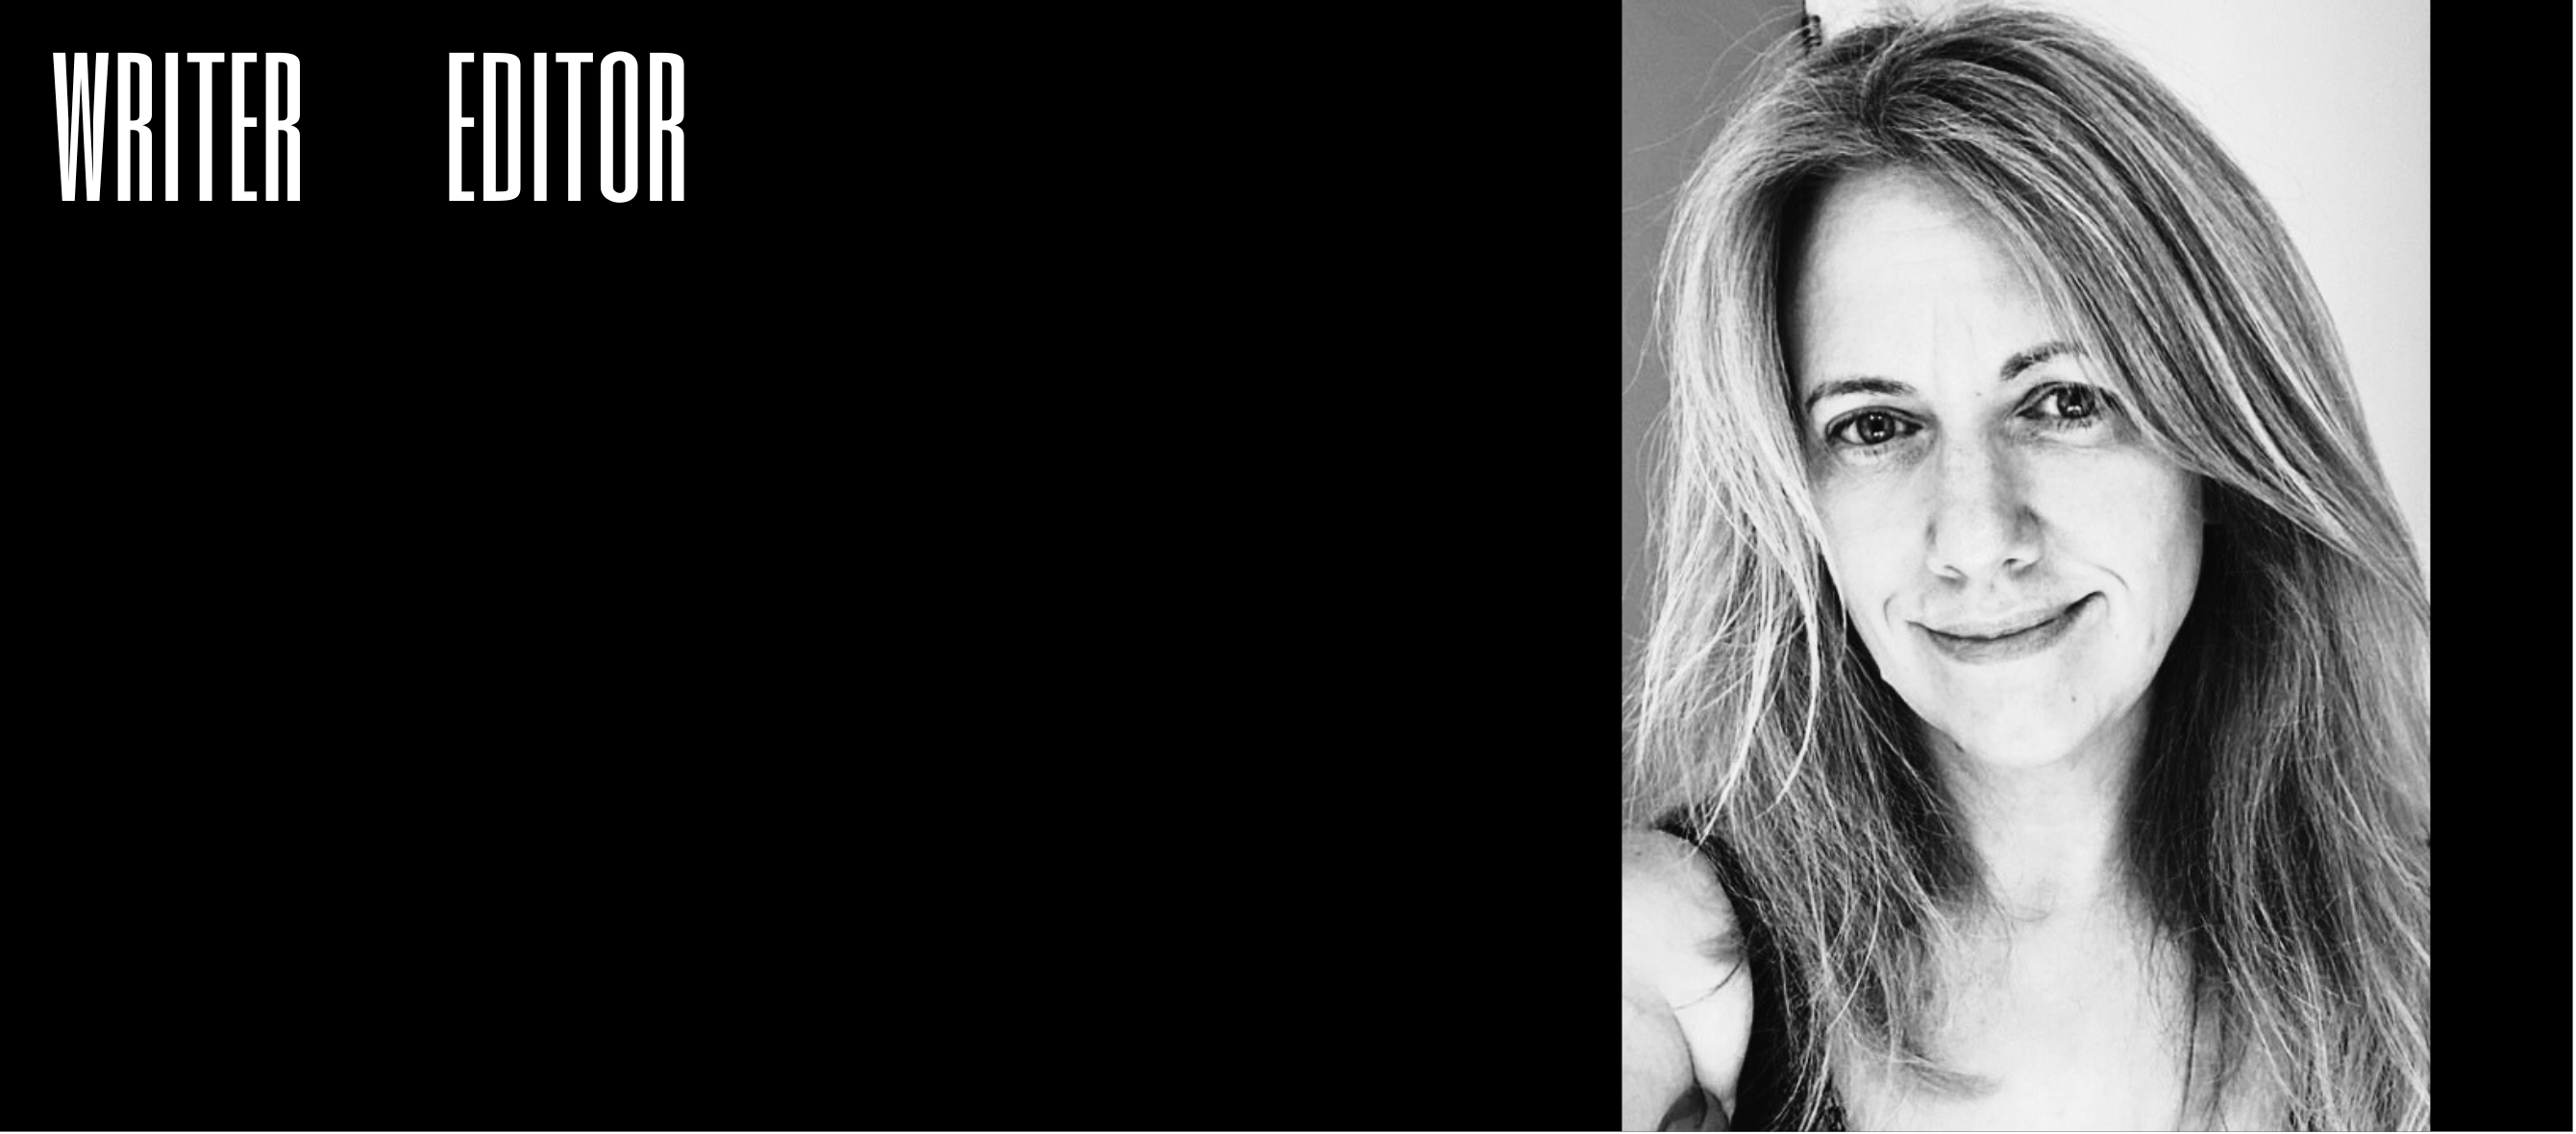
[1915, 593, 2098, 665]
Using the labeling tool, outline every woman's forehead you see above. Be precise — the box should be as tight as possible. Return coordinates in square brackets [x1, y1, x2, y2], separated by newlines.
[1784, 169, 2066, 385]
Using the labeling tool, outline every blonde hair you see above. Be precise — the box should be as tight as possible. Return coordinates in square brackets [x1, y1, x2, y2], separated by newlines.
[1624, 6, 2429, 1128]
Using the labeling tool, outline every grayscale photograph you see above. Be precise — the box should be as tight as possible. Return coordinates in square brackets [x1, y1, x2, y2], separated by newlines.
[1621, 1, 2432, 1128]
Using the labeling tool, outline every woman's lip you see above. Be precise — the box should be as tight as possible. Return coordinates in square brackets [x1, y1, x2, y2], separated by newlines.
[1924, 604, 2074, 640]
[1918, 595, 2095, 663]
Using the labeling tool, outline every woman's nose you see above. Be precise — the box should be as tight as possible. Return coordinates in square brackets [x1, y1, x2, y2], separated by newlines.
[1924, 439, 2041, 581]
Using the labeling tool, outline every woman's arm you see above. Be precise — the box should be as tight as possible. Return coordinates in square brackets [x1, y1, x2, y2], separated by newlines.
[1622, 828, 1753, 1130]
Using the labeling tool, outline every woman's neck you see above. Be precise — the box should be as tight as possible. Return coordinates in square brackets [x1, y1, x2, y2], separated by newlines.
[1930, 693, 2151, 924]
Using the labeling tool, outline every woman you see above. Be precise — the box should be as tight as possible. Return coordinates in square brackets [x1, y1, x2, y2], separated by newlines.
[1620, 5, 2430, 1130]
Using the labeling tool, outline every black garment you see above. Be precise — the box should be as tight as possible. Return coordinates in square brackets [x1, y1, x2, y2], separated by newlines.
[1652, 816, 1850, 1131]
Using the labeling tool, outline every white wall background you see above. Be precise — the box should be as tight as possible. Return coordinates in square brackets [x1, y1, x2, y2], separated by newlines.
[1805, 0, 2432, 579]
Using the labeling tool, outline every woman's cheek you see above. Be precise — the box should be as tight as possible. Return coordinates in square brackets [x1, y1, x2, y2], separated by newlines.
[1816, 484, 1907, 653]
[2043, 450, 2199, 561]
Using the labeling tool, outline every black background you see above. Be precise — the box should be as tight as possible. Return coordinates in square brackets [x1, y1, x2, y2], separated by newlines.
[15, 5, 2569, 1132]
[20, 11, 863, 1130]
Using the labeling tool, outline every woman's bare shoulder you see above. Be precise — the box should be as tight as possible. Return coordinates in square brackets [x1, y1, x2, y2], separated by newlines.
[1622, 828, 1742, 993]
[1622, 828, 1731, 920]
[1623, 827, 1755, 1122]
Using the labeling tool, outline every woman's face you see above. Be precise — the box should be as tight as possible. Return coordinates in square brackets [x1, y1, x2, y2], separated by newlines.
[1781, 167, 2202, 769]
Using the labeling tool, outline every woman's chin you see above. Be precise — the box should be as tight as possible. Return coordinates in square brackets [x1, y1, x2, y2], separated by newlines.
[1920, 711, 2100, 771]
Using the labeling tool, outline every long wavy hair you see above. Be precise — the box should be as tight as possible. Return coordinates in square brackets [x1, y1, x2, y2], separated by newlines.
[1622, 5, 2429, 1129]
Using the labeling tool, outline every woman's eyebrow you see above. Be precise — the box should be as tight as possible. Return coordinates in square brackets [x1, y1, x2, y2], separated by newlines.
[1801, 376, 1913, 413]
[1801, 341, 2085, 414]
[2000, 340, 2081, 381]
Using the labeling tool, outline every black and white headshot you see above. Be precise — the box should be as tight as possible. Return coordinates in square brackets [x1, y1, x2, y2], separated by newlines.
[1621, 1, 2430, 1129]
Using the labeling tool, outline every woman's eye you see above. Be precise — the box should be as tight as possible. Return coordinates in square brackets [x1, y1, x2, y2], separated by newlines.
[2019, 383, 2122, 432]
[2027, 383, 2115, 428]
[1829, 410, 1916, 449]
